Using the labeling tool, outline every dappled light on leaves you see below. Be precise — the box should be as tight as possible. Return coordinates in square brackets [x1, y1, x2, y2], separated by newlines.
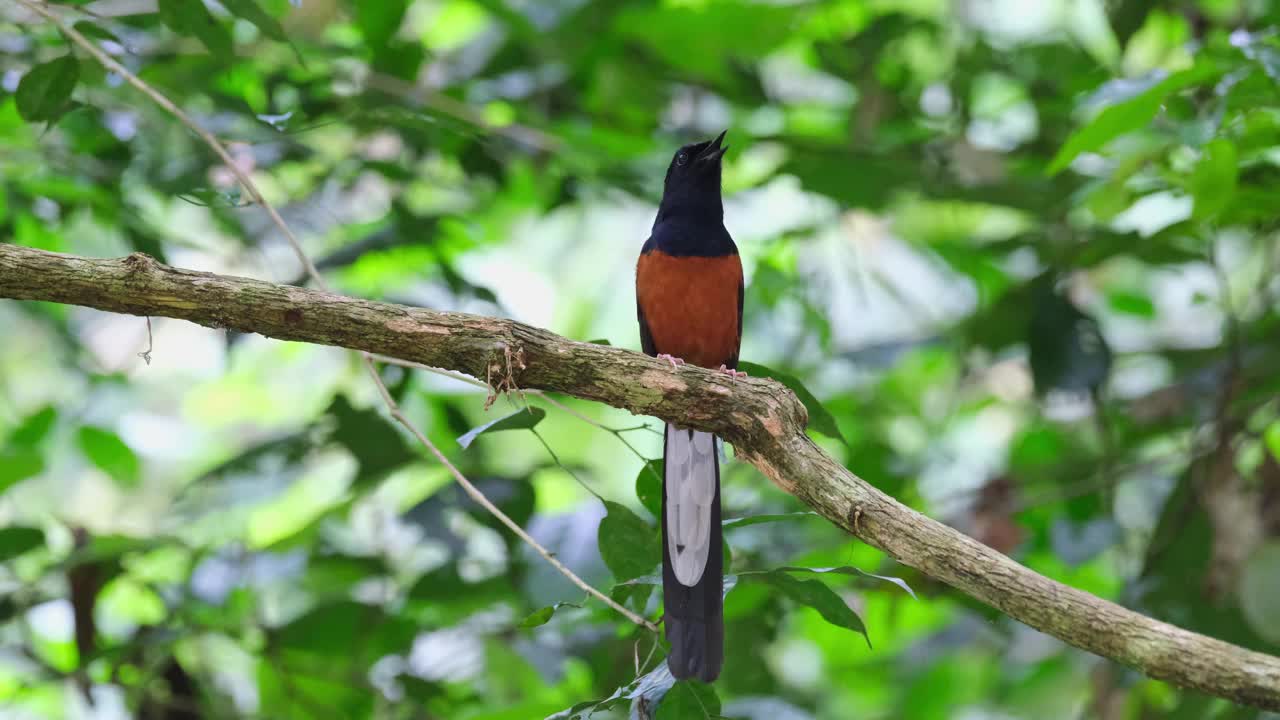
[2, 0, 1280, 717]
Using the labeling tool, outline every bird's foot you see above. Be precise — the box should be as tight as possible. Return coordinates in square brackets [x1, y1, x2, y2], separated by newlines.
[657, 354, 685, 371]
[717, 365, 748, 381]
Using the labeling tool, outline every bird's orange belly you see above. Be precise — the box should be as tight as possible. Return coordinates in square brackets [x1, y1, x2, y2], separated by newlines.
[636, 251, 741, 369]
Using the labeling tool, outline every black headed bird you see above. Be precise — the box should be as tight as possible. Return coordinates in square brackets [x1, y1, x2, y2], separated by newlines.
[635, 131, 743, 682]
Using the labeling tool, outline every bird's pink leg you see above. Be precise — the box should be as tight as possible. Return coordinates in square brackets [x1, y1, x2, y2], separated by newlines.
[717, 364, 748, 381]
[657, 354, 685, 371]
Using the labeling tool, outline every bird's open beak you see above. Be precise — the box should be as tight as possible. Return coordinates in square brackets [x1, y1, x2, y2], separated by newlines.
[698, 130, 728, 163]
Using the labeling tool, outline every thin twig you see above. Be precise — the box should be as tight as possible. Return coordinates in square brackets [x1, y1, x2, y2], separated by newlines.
[138, 316, 153, 365]
[531, 393, 665, 486]
[18, 0, 656, 633]
[364, 365, 655, 630]
[370, 353, 488, 388]
[376, 352, 664, 467]
[530, 425, 603, 501]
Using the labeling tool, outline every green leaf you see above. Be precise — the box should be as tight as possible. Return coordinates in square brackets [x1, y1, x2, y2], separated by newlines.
[0, 526, 44, 562]
[520, 605, 555, 628]
[275, 601, 368, 653]
[0, 450, 43, 493]
[218, 0, 288, 42]
[72, 21, 123, 44]
[76, 426, 140, 487]
[518, 601, 582, 628]
[1047, 64, 1219, 175]
[585, 338, 612, 346]
[1189, 138, 1238, 222]
[1106, 290, 1156, 318]
[457, 407, 546, 448]
[765, 566, 917, 600]
[744, 569, 870, 646]
[398, 675, 443, 704]
[635, 459, 663, 518]
[356, 0, 408, 48]
[597, 501, 660, 582]
[406, 566, 513, 622]
[1239, 541, 1280, 645]
[274, 601, 414, 659]
[656, 679, 721, 719]
[158, 0, 233, 59]
[736, 362, 846, 444]
[722, 511, 819, 530]
[9, 406, 57, 448]
[1265, 421, 1280, 463]
[615, 3, 797, 82]
[328, 395, 415, 480]
[15, 56, 80, 123]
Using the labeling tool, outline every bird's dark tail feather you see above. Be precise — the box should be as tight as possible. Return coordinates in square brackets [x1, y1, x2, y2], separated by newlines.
[661, 424, 724, 682]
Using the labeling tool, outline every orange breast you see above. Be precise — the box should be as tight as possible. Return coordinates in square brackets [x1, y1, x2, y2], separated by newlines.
[636, 251, 741, 369]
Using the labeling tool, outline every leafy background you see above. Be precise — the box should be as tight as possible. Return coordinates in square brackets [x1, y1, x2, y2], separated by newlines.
[2, 0, 1280, 718]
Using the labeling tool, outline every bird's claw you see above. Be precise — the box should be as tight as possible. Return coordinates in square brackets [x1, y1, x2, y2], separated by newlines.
[657, 354, 685, 371]
[717, 365, 748, 381]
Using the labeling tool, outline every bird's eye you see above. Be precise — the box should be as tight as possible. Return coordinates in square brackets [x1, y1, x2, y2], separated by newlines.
[675, 152, 688, 166]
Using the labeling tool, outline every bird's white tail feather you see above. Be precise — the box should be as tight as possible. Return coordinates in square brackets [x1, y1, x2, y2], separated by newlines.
[665, 424, 717, 586]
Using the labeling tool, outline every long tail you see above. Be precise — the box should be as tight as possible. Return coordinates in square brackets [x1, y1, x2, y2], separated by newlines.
[661, 424, 723, 682]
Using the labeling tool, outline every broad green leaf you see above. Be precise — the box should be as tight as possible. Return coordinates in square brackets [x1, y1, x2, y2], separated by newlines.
[457, 407, 546, 448]
[615, 3, 797, 82]
[76, 426, 140, 487]
[745, 569, 870, 646]
[274, 601, 371, 653]
[357, 0, 408, 48]
[635, 459, 663, 518]
[274, 601, 414, 659]
[257, 657, 375, 719]
[399, 676, 443, 704]
[520, 605, 555, 628]
[722, 511, 819, 530]
[9, 406, 57, 448]
[1106, 290, 1156, 318]
[585, 338, 612, 346]
[1265, 421, 1280, 463]
[158, 0, 233, 59]
[1189, 138, 1238, 221]
[303, 555, 390, 597]
[0, 526, 44, 562]
[1047, 63, 1219, 174]
[1239, 541, 1280, 645]
[597, 501, 659, 582]
[656, 679, 721, 719]
[328, 395, 415, 480]
[0, 450, 43, 493]
[1009, 424, 1064, 472]
[736, 361, 846, 444]
[15, 56, 80, 123]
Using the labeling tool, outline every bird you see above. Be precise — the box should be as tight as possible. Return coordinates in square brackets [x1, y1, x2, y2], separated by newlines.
[635, 131, 743, 682]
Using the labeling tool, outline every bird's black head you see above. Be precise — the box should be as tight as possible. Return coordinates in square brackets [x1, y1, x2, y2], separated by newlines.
[658, 131, 728, 222]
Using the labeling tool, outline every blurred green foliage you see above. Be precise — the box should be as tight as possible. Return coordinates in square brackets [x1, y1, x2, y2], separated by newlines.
[2, 0, 1280, 718]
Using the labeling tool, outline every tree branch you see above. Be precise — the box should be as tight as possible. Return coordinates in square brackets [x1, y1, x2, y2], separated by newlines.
[2, 243, 1279, 710]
